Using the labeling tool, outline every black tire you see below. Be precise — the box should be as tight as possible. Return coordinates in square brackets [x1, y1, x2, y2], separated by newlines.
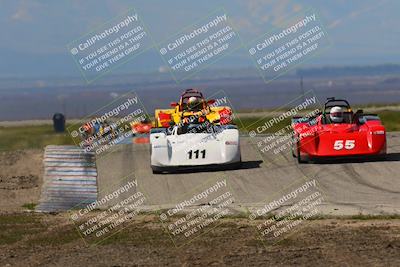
[378, 153, 388, 161]
[296, 141, 307, 164]
[152, 169, 163, 174]
[292, 135, 297, 158]
[233, 160, 242, 169]
[151, 165, 164, 174]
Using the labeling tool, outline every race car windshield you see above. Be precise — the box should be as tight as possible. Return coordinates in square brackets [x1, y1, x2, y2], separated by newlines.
[177, 122, 216, 135]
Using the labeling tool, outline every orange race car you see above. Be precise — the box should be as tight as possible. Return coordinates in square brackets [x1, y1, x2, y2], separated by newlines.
[131, 117, 152, 135]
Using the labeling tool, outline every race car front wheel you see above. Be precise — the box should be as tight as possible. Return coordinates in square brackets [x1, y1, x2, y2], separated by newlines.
[296, 141, 308, 164]
[151, 165, 164, 174]
[291, 135, 297, 158]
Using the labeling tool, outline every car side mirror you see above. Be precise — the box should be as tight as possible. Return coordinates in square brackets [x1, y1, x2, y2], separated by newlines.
[170, 102, 178, 107]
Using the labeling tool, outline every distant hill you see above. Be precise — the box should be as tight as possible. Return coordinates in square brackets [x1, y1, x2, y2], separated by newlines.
[297, 64, 400, 77]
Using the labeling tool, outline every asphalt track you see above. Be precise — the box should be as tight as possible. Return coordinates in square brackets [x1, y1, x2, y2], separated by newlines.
[96, 132, 400, 215]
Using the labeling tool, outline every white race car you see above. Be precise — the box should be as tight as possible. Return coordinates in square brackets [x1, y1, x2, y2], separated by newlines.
[150, 123, 241, 173]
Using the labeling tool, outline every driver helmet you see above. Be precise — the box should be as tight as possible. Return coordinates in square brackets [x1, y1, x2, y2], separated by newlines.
[187, 96, 201, 111]
[330, 106, 344, 123]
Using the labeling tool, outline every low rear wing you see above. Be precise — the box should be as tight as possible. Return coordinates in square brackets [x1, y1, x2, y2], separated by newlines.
[358, 113, 380, 120]
[357, 113, 381, 124]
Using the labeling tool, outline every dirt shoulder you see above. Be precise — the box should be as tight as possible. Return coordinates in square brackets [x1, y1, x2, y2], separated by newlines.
[0, 147, 399, 266]
[0, 213, 399, 266]
[0, 150, 43, 212]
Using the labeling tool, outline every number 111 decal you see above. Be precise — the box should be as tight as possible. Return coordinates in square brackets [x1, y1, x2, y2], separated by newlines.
[188, 149, 206, 159]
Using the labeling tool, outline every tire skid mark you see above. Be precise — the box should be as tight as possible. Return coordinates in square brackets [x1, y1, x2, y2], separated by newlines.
[342, 164, 400, 194]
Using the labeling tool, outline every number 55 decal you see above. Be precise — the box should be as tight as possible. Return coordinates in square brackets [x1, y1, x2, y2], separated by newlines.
[334, 140, 355, 150]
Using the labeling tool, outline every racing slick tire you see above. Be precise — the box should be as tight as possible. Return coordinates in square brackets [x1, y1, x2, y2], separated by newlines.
[291, 135, 297, 158]
[151, 166, 164, 174]
[296, 141, 308, 164]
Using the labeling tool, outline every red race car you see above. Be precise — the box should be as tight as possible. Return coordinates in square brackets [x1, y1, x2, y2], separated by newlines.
[292, 97, 386, 163]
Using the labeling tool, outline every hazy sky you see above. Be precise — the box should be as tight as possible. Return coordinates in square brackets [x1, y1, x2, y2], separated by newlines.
[0, 0, 398, 78]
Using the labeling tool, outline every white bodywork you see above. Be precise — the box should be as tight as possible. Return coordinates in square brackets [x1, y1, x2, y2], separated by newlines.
[150, 125, 241, 170]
